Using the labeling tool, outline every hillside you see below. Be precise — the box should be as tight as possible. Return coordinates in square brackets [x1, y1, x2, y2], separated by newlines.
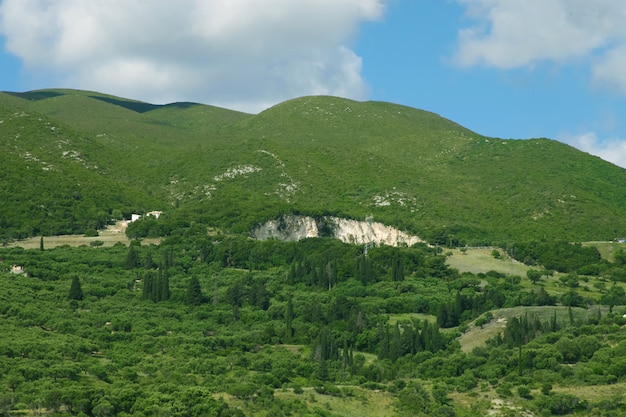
[6, 89, 626, 416]
[2, 89, 626, 243]
[3, 220, 626, 416]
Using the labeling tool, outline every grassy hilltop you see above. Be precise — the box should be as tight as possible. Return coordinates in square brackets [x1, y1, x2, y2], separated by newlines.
[2, 89, 626, 243]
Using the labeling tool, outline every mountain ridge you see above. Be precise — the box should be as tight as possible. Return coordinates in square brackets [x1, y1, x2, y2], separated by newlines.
[1, 88, 625, 244]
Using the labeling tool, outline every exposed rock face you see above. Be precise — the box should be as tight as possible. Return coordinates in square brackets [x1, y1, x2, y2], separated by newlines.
[251, 215, 424, 247]
[331, 218, 423, 246]
[251, 215, 319, 242]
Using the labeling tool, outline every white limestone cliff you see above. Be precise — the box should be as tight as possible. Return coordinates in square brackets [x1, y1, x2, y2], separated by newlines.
[251, 215, 424, 247]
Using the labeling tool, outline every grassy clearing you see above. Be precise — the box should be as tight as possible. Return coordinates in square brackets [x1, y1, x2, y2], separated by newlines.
[457, 306, 605, 353]
[555, 382, 626, 402]
[446, 247, 623, 303]
[388, 313, 436, 326]
[583, 241, 625, 262]
[446, 248, 530, 276]
[275, 386, 396, 417]
[6, 232, 160, 250]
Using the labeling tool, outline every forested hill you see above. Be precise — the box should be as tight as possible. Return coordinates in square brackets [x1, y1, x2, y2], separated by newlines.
[2, 88, 626, 244]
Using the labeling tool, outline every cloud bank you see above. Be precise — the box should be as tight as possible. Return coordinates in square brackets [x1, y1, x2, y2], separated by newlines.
[454, 1, 626, 168]
[0, 0, 384, 112]
[454, 0, 626, 93]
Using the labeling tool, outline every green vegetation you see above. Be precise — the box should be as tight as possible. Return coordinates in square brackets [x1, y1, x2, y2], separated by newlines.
[6, 89, 626, 415]
[3, 89, 626, 244]
[0, 233, 625, 416]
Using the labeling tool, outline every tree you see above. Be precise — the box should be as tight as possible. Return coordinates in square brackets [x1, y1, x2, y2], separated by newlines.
[249, 281, 270, 310]
[396, 383, 433, 416]
[40, 236, 44, 251]
[601, 285, 626, 310]
[125, 245, 141, 269]
[199, 240, 214, 263]
[541, 382, 553, 396]
[144, 252, 157, 269]
[614, 248, 626, 266]
[163, 246, 176, 269]
[142, 270, 170, 302]
[186, 276, 203, 306]
[69, 276, 83, 301]
[518, 385, 532, 399]
[158, 269, 170, 302]
[392, 256, 404, 281]
[561, 290, 585, 307]
[225, 279, 245, 321]
[285, 294, 294, 340]
[526, 269, 543, 285]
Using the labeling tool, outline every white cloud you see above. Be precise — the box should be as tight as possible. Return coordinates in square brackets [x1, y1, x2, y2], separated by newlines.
[592, 46, 626, 93]
[454, 0, 626, 93]
[560, 132, 626, 169]
[0, 0, 385, 112]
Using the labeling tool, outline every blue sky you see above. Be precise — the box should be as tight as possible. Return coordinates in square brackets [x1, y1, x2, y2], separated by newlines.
[1, 0, 626, 167]
[356, 1, 625, 153]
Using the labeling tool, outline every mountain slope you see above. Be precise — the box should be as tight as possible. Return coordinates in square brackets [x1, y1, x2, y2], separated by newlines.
[1, 89, 626, 243]
[0, 101, 162, 238]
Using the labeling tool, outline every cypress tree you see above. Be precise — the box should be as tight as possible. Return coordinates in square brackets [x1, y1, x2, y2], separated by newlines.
[199, 240, 214, 263]
[158, 269, 170, 301]
[142, 271, 155, 301]
[316, 359, 329, 381]
[186, 276, 203, 306]
[378, 324, 390, 359]
[142, 270, 170, 302]
[550, 310, 558, 332]
[213, 280, 219, 306]
[144, 252, 156, 270]
[163, 247, 175, 270]
[250, 282, 270, 310]
[342, 339, 351, 370]
[285, 294, 294, 340]
[392, 256, 404, 281]
[389, 324, 403, 361]
[125, 245, 141, 269]
[518, 346, 523, 376]
[69, 276, 83, 301]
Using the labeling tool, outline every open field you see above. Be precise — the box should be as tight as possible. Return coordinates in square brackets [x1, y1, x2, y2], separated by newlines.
[446, 243, 626, 276]
[446, 248, 530, 276]
[457, 305, 607, 353]
[5, 231, 160, 249]
[583, 241, 626, 262]
[274, 386, 396, 417]
[555, 382, 626, 402]
[387, 312, 436, 326]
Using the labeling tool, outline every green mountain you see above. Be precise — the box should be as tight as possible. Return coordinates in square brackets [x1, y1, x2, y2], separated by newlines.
[5, 89, 626, 417]
[2, 88, 625, 243]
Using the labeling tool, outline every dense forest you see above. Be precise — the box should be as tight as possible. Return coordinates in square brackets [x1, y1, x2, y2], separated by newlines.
[2, 228, 626, 416]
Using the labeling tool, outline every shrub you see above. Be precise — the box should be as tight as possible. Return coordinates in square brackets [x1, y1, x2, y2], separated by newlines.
[495, 383, 512, 398]
[314, 383, 342, 397]
[541, 382, 552, 396]
[475, 311, 494, 328]
[517, 385, 532, 399]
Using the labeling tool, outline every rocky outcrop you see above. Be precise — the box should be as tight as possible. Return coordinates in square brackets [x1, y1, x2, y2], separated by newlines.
[251, 215, 319, 242]
[251, 215, 425, 247]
